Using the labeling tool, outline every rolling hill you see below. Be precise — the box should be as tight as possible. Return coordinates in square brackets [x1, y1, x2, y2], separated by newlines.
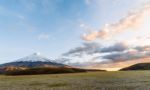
[120, 63, 150, 71]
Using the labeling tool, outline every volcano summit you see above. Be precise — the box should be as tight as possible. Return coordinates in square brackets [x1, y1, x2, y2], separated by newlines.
[0, 53, 87, 75]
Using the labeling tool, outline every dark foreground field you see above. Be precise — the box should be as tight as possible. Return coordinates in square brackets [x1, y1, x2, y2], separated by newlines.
[0, 71, 150, 90]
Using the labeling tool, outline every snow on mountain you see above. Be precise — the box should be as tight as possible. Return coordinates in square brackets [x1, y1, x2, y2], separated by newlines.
[15, 53, 53, 62]
[0, 53, 64, 68]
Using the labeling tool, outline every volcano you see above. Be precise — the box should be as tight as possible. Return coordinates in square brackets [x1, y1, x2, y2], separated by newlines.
[0, 53, 86, 75]
[0, 53, 64, 68]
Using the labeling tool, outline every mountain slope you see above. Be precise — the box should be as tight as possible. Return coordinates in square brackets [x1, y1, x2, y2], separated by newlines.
[0, 53, 85, 75]
[0, 53, 64, 68]
[0, 53, 105, 75]
[120, 63, 150, 71]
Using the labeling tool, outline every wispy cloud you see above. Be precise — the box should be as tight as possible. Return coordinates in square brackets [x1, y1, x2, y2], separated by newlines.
[63, 42, 101, 57]
[38, 33, 50, 40]
[82, 4, 150, 41]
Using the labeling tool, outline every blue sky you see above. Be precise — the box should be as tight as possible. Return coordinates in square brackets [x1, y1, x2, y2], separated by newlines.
[0, 0, 150, 66]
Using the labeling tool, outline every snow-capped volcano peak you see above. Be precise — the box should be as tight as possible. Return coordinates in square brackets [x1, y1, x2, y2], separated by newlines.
[0, 53, 65, 68]
[16, 53, 53, 62]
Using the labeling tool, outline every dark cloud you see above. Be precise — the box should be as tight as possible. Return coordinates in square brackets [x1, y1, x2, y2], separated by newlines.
[65, 62, 95, 67]
[96, 45, 150, 63]
[63, 42, 101, 57]
[135, 45, 150, 51]
[102, 51, 150, 63]
[63, 42, 129, 57]
[100, 42, 128, 53]
[103, 52, 136, 62]
[62, 42, 150, 65]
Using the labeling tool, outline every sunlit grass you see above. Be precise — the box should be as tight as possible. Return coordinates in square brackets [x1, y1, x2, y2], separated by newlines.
[0, 71, 150, 90]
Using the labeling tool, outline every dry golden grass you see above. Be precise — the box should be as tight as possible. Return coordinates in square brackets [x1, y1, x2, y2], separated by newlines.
[0, 71, 150, 90]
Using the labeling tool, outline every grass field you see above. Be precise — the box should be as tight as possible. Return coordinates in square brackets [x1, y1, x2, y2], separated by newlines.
[0, 71, 150, 90]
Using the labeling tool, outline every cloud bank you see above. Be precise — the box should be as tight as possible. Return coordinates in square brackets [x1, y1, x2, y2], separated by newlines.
[62, 42, 150, 64]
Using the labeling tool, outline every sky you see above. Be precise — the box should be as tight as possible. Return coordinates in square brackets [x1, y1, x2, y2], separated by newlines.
[0, 0, 150, 70]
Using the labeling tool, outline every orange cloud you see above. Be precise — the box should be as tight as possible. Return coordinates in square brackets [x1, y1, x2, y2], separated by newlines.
[82, 4, 150, 41]
[82, 31, 98, 41]
[84, 57, 150, 71]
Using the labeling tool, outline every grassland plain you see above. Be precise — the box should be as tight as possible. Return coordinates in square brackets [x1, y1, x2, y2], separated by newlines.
[0, 71, 150, 90]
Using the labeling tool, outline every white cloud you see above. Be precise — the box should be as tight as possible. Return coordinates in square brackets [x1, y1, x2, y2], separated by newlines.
[38, 33, 50, 40]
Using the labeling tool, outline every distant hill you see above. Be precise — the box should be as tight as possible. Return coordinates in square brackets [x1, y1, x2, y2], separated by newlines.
[0, 53, 105, 75]
[120, 63, 150, 71]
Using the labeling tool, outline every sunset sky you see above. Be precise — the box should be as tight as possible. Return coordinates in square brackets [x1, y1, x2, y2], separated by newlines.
[0, 0, 150, 70]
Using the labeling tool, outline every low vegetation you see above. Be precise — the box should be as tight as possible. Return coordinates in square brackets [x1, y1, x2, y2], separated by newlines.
[2, 67, 87, 75]
[0, 71, 150, 90]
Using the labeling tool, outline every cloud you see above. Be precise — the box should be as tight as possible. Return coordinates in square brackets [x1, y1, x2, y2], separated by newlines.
[135, 45, 150, 51]
[84, 57, 150, 71]
[100, 42, 128, 53]
[82, 31, 99, 41]
[63, 42, 101, 57]
[63, 42, 129, 57]
[55, 57, 71, 64]
[97, 45, 150, 63]
[102, 51, 150, 62]
[38, 33, 50, 40]
[62, 41, 150, 65]
[82, 4, 150, 41]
